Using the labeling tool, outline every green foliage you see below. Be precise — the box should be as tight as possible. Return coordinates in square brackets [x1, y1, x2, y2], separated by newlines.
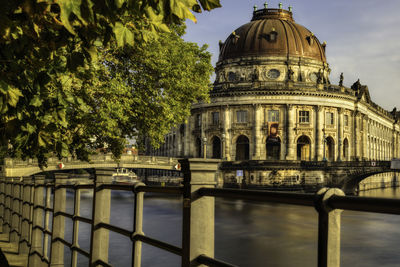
[0, 0, 219, 167]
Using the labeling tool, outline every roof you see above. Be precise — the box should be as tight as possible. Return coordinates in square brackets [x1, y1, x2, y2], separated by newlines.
[218, 8, 327, 63]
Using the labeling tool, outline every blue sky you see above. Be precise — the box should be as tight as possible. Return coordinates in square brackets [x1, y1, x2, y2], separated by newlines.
[184, 0, 400, 111]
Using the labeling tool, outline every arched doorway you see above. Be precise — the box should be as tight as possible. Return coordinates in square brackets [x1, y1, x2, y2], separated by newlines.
[343, 138, 349, 161]
[212, 136, 221, 159]
[266, 137, 281, 160]
[326, 136, 335, 161]
[297, 135, 311, 161]
[195, 138, 201, 158]
[236, 135, 249, 160]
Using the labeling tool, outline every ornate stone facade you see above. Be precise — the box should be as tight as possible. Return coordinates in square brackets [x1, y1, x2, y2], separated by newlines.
[147, 7, 400, 187]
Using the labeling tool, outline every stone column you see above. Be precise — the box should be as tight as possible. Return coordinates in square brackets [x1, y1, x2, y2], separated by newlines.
[29, 175, 45, 266]
[286, 104, 296, 160]
[337, 109, 343, 161]
[184, 116, 192, 157]
[20, 176, 32, 254]
[224, 106, 231, 160]
[253, 104, 262, 159]
[352, 111, 358, 160]
[90, 169, 114, 265]
[316, 106, 324, 161]
[10, 177, 21, 243]
[50, 173, 68, 266]
[180, 158, 220, 267]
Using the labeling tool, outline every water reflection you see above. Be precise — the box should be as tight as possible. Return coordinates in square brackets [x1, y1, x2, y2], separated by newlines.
[64, 187, 400, 267]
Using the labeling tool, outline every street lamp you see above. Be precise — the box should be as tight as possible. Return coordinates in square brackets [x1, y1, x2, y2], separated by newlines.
[203, 137, 207, 159]
[221, 133, 226, 160]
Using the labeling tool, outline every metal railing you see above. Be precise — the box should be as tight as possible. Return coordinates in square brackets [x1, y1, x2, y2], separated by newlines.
[1, 158, 400, 267]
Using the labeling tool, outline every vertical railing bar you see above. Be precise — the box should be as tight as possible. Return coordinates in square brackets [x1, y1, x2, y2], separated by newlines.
[5, 180, 11, 238]
[43, 185, 52, 261]
[71, 184, 81, 267]
[29, 180, 35, 246]
[0, 179, 4, 229]
[132, 183, 145, 267]
[17, 181, 23, 253]
[89, 170, 97, 265]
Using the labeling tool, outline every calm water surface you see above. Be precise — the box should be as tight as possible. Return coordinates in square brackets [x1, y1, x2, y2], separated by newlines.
[65, 187, 400, 267]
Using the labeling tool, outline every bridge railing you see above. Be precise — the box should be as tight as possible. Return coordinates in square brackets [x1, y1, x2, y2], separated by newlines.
[1, 159, 400, 267]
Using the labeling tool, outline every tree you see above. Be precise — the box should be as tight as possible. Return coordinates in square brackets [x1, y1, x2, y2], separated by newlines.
[0, 0, 220, 166]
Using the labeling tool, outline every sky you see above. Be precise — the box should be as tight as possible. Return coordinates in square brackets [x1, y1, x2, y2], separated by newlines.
[183, 0, 400, 111]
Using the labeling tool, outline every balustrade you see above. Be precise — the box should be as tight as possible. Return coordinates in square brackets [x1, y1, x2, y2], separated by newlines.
[0, 159, 400, 267]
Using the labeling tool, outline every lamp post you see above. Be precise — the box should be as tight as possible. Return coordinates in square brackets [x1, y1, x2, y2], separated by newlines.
[221, 133, 226, 160]
[203, 137, 207, 159]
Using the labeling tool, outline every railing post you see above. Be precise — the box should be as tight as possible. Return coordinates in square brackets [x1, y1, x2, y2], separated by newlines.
[314, 188, 345, 267]
[132, 182, 145, 267]
[3, 177, 13, 235]
[0, 176, 5, 230]
[72, 173, 90, 267]
[50, 173, 68, 266]
[10, 177, 21, 243]
[29, 174, 45, 267]
[20, 176, 33, 254]
[90, 169, 114, 266]
[180, 159, 220, 267]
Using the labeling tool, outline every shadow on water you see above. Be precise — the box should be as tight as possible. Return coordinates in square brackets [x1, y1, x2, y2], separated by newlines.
[64, 187, 400, 267]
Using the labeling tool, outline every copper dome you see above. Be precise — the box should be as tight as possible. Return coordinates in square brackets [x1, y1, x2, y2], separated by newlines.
[218, 8, 327, 63]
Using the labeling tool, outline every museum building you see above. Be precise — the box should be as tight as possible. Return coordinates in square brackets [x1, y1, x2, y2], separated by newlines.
[149, 5, 400, 167]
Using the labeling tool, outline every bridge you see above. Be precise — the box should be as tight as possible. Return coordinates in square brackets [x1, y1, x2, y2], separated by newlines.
[0, 159, 400, 267]
[1, 155, 180, 177]
[1, 156, 399, 195]
[220, 160, 400, 194]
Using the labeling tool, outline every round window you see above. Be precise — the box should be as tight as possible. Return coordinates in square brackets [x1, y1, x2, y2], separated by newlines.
[228, 72, 236, 82]
[309, 72, 318, 82]
[267, 69, 280, 79]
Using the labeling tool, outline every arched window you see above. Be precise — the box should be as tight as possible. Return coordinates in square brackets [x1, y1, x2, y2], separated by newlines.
[343, 138, 349, 161]
[212, 136, 221, 159]
[195, 138, 202, 158]
[326, 136, 335, 161]
[236, 135, 249, 160]
[297, 135, 311, 161]
[266, 137, 281, 160]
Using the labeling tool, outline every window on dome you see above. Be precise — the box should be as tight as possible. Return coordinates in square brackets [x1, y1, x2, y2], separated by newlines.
[228, 72, 236, 82]
[299, 111, 310, 123]
[309, 72, 318, 82]
[267, 69, 280, 79]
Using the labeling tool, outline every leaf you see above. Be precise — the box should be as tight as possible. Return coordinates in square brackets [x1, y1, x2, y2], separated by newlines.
[169, 0, 197, 22]
[22, 123, 36, 134]
[115, 0, 126, 8]
[30, 95, 43, 107]
[58, 0, 83, 34]
[7, 88, 23, 107]
[198, 0, 222, 11]
[113, 22, 134, 47]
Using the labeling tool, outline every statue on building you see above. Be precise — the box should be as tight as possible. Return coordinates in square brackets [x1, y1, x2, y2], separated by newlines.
[339, 72, 344, 87]
[351, 79, 362, 92]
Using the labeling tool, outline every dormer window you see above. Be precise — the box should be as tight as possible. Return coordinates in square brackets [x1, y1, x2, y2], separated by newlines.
[269, 28, 278, 42]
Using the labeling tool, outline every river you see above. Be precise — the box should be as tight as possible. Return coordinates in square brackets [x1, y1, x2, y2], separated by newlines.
[64, 187, 400, 267]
